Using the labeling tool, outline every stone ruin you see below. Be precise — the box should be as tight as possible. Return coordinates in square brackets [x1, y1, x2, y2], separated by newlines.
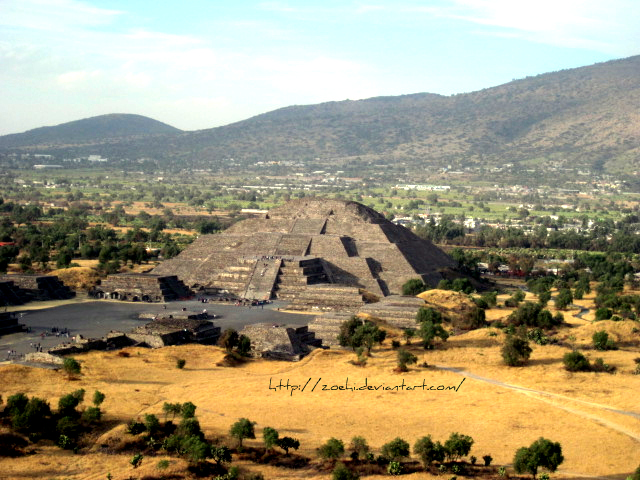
[153, 198, 454, 311]
[92, 273, 192, 302]
[43, 311, 220, 358]
[0, 275, 75, 306]
[239, 323, 322, 361]
[128, 315, 221, 348]
[307, 296, 429, 347]
[0, 311, 26, 336]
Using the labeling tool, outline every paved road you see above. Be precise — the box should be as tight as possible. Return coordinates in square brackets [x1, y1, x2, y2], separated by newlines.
[0, 298, 313, 360]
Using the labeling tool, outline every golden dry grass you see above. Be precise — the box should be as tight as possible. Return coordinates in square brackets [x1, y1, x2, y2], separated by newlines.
[0, 320, 639, 480]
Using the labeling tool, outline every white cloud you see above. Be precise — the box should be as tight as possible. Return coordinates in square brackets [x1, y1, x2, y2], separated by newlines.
[57, 69, 101, 88]
[435, 0, 639, 55]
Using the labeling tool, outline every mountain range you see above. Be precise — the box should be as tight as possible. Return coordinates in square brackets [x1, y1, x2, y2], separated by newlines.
[2, 55, 639, 174]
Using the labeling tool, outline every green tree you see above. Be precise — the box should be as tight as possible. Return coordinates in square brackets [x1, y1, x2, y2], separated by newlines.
[93, 390, 105, 407]
[513, 438, 564, 479]
[276, 436, 300, 455]
[381, 437, 410, 462]
[144, 414, 161, 436]
[397, 349, 418, 372]
[554, 288, 573, 310]
[319, 437, 345, 460]
[218, 329, 239, 352]
[338, 318, 386, 353]
[443, 432, 474, 462]
[414, 435, 445, 468]
[230, 418, 256, 448]
[210, 445, 232, 466]
[58, 389, 85, 417]
[263, 426, 279, 451]
[180, 402, 196, 419]
[349, 436, 370, 460]
[417, 318, 449, 350]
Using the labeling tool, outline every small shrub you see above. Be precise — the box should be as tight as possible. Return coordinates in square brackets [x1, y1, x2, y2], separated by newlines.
[176, 358, 186, 369]
[333, 461, 359, 480]
[595, 308, 613, 321]
[592, 358, 616, 373]
[319, 437, 345, 460]
[157, 459, 170, 470]
[563, 351, 591, 372]
[130, 453, 143, 468]
[396, 349, 418, 371]
[402, 278, 427, 296]
[62, 358, 81, 378]
[498, 466, 507, 477]
[470, 455, 477, 465]
[126, 419, 146, 435]
[483, 454, 493, 466]
[502, 335, 532, 366]
[592, 331, 616, 351]
[93, 390, 106, 407]
[391, 340, 401, 349]
[388, 461, 403, 475]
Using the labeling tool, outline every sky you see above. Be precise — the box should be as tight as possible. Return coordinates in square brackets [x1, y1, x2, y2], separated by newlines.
[1, 0, 639, 135]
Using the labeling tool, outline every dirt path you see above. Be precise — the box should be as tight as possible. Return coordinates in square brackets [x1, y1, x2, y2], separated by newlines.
[435, 364, 640, 442]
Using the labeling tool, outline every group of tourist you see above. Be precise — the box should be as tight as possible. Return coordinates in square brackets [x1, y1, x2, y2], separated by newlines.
[29, 342, 44, 352]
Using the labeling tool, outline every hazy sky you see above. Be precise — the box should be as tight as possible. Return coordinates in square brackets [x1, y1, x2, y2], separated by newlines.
[1, 0, 638, 135]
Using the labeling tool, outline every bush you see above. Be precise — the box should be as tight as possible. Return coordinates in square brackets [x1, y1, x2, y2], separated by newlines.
[595, 308, 613, 320]
[62, 358, 81, 378]
[176, 358, 186, 369]
[319, 437, 345, 460]
[502, 335, 532, 366]
[82, 407, 102, 423]
[563, 351, 591, 372]
[402, 278, 427, 296]
[126, 419, 147, 435]
[592, 358, 616, 373]
[592, 331, 616, 351]
[414, 435, 445, 468]
[332, 461, 359, 480]
[93, 390, 106, 407]
[626, 465, 640, 480]
[388, 461, 403, 475]
[381, 437, 410, 462]
[483, 454, 493, 466]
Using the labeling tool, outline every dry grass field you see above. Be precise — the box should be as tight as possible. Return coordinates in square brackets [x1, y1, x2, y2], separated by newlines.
[0, 291, 639, 480]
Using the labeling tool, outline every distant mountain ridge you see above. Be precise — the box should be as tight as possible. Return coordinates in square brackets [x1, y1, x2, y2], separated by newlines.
[1, 55, 639, 173]
[0, 114, 181, 149]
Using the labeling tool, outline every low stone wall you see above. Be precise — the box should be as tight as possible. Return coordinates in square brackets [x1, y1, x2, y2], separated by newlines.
[24, 352, 64, 365]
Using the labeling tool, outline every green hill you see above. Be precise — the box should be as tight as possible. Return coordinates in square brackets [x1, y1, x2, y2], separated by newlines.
[2, 55, 639, 174]
[0, 114, 181, 149]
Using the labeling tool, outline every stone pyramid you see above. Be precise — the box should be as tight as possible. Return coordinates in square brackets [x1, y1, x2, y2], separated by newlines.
[152, 198, 454, 302]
